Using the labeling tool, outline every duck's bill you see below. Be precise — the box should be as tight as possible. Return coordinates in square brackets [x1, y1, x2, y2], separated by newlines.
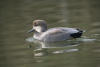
[28, 28, 35, 33]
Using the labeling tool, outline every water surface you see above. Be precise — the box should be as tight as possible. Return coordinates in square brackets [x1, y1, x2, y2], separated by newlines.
[0, 0, 100, 67]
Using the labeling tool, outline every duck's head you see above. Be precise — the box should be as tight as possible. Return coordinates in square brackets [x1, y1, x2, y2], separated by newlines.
[28, 20, 47, 33]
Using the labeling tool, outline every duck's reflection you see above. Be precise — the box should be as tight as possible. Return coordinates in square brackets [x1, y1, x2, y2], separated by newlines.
[26, 37, 80, 56]
[26, 36, 97, 51]
[33, 39, 79, 49]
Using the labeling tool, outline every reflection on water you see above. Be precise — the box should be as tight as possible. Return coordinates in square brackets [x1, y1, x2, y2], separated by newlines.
[26, 37, 80, 48]
[0, 0, 100, 67]
[26, 36, 98, 57]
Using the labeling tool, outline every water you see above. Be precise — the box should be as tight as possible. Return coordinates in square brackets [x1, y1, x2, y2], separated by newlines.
[0, 0, 100, 67]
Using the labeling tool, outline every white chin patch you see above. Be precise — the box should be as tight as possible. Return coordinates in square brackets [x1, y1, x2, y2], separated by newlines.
[33, 26, 42, 32]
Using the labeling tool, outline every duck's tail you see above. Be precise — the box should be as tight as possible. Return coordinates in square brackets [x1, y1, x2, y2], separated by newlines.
[70, 29, 83, 38]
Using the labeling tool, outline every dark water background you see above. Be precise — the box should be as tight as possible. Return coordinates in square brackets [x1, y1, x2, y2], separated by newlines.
[0, 0, 100, 67]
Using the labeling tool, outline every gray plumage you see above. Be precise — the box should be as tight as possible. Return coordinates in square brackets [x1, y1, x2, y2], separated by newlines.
[29, 20, 83, 42]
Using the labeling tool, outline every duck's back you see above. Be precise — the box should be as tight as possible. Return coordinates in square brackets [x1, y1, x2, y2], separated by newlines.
[40, 27, 80, 42]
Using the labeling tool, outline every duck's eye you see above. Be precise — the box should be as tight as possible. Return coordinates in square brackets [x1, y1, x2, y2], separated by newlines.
[34, 23, 39, 26]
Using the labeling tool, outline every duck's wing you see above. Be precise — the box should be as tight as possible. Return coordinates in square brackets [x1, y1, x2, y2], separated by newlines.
[41, 28, 74, 41]
[47, 29, 66, 35]
[40, 27, 83, 42]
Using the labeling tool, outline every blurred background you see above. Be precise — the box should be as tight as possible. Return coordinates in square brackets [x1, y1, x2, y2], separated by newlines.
[0, 0, 100, 67]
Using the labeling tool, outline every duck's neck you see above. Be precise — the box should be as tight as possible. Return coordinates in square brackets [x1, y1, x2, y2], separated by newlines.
[41, 27, 47, 32]
[38, 26, 47, 32]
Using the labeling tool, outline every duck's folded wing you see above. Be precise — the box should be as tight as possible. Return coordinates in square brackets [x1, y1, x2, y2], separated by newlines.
[41, 29, 71, 41]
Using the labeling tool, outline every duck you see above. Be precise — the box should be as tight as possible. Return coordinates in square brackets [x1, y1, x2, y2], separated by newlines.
[28, 20, 83, 42]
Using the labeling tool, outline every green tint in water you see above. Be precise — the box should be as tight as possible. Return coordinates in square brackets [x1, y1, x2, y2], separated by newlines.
[0, 0, 100, 67]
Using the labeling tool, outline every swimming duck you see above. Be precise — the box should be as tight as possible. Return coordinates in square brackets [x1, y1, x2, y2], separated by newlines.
[28, 20, 83, 42]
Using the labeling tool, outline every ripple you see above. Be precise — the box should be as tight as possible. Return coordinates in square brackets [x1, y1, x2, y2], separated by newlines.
[34, 52, 44, 57]
[93, 34, 100, 36]
[52, 49, 79, 54]
[26, 37, 34, 42]
[77, 38, 96, 42]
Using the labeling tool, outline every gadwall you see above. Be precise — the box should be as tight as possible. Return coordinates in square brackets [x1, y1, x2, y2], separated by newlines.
[28, 20, 83, 42]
